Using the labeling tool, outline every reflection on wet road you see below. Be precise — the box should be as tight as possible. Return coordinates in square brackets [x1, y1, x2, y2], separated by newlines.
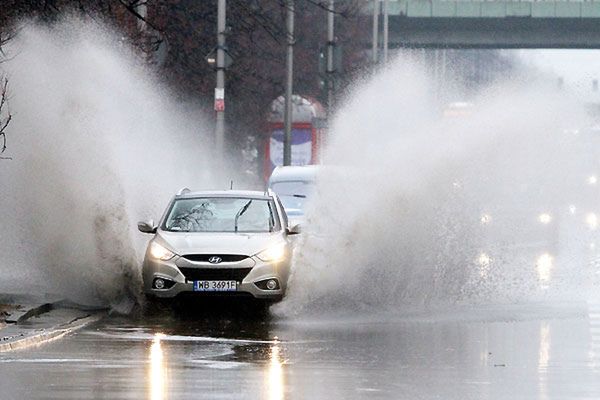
[1, 303, 600, 399]
[150, 333, 167, 400]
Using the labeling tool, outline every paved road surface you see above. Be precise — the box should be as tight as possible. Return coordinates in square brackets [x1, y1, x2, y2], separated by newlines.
[1, 300, 599, 399]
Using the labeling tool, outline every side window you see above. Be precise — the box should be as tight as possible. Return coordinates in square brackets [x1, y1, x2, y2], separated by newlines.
[275, 197, 288, 228]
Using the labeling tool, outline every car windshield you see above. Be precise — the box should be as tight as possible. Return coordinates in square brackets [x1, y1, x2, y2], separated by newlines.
[163, 197, 280, 233]
[270, 181, 314, 213]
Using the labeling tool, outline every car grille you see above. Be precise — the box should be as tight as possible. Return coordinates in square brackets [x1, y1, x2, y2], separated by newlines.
[178, 267, 253, 282]
[182, 254, 249, 263]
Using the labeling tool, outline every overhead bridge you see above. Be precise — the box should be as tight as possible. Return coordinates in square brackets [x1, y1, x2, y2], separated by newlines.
[366, 1, 600, 48]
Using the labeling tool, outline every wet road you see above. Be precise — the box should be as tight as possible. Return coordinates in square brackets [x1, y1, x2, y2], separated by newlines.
[1, 301, 600, 399]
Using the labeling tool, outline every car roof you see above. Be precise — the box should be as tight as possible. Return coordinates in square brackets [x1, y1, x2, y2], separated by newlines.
[176, 190, 273, 200]
[269, 165, 319, 183]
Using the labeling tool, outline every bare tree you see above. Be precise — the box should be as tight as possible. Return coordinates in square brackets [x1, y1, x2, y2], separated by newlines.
[0, 77, 11, 159]
[0, 17, 10, 159]
[0, 0, 365, 163]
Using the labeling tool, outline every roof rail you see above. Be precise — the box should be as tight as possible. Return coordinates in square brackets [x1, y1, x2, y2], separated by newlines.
[177, 187, 191, 196]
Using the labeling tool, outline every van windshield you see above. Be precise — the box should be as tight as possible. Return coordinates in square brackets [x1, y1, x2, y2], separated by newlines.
[163, 197, 280, 233]
[270, 181, 314, 214]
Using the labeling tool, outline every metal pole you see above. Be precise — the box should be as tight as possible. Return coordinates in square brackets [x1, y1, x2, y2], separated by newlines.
[283, 0, 294, 166]
[327, 0, 335, 113]
[372, 0, 379, 64]
[383, 0, 389, 64]
[215, 0, 226, 157]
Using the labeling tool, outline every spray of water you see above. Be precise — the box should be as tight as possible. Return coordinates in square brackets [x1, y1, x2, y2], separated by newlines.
[0, 19, 226, 312]
[1, 20, 596, 318]
[278, 57, 600, 318]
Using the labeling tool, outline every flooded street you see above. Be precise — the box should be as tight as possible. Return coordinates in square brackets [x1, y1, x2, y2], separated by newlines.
[5, 5, 600, 400]
[2, 301, 600, 399]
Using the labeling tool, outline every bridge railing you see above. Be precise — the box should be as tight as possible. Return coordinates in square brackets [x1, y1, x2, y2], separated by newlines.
[364, 0, 600, 18]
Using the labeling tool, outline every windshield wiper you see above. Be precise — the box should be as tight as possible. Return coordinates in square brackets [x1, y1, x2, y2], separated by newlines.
[234, 200, 253, 233]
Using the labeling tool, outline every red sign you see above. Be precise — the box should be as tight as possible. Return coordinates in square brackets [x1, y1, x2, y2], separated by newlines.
[214, 99, 225, 112]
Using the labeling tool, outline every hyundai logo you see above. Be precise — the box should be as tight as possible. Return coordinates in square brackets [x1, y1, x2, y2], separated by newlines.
[208, 256, 222, 264]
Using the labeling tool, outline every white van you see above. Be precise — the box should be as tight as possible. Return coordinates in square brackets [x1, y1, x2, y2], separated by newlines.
[267, 165, 318, 224]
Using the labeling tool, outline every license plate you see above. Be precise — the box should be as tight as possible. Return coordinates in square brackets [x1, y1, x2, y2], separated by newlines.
[193, 280, 237, 292]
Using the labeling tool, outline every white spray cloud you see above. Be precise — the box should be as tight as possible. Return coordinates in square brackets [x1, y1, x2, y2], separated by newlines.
[0, 19, 224, 311]
[278, 57, 600, 318]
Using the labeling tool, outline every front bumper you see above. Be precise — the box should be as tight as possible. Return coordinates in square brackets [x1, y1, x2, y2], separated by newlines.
[142, 254, 290, 300]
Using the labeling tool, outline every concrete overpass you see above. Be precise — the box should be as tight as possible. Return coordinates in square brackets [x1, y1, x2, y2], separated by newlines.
[366, 0, 600, 48]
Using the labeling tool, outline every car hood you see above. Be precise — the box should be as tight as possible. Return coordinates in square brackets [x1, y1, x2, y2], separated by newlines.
[156, 230, 282, 256]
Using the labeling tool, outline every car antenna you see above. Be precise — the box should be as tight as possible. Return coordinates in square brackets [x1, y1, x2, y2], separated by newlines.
[230, 180, 234, 190]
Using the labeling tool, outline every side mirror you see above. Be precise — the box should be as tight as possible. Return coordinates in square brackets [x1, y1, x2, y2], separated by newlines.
[138, 220, 157, 234]
[286, 223, 301, 235]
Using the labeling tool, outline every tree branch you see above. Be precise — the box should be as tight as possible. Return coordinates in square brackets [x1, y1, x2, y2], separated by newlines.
[116, 0, 162, 33]
[0, 77, 12, 159]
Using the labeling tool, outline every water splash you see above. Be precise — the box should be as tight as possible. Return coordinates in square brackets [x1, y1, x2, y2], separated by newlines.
[278, 56, 600, 318]
[0, 19, 224, 311]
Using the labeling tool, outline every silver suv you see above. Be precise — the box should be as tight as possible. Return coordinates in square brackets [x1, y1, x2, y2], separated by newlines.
[138, 189, 298, 302]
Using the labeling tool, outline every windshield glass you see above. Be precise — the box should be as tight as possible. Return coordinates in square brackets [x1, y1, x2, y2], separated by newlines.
[278, 195, 307, 215]
[162, 197, 280, 233]
[270, 181, 314, 214]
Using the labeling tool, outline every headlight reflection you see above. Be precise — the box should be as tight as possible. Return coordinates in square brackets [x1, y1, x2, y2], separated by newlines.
[480, 214, 492, 225]
[149, 333, 168, 400]
[538, 213, 552, 224]
[477, 252, 491, 278]
[266, 341, 285, 400]
[536, 253, 553, 288]
[538, 323, 551, 400]
[586, 213, 598, 230]
[538, 323, 551, 370]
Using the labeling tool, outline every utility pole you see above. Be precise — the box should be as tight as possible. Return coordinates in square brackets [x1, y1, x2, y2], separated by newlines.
[215, 0, 226, 158]
[283, 0, 294, 166]
[326, 0, 335, 112]
[372, 0, 379, 64]
[383, 0, 389, 64]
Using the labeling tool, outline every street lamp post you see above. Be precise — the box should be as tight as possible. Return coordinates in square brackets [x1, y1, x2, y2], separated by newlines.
[215, 0, 226, 158]
[327, 0, 335, 112]
[283, 0, 295, 166]
[372, 0, 379, 64]
[383, 0, 389, 64]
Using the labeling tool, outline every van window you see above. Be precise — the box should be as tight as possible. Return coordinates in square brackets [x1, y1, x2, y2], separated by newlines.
[270, 181, 313, 197]
[271, 181, 314, 215]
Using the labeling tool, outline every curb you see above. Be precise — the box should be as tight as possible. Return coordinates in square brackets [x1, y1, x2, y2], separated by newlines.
[0, 293, 66, 326]
[0, 314, 103, 352]
[5, 303, 54, 324]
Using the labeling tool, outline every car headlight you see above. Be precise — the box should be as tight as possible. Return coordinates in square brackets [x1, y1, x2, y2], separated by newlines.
[256, 243, 287, 262]
[149, 242, 176, 261]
